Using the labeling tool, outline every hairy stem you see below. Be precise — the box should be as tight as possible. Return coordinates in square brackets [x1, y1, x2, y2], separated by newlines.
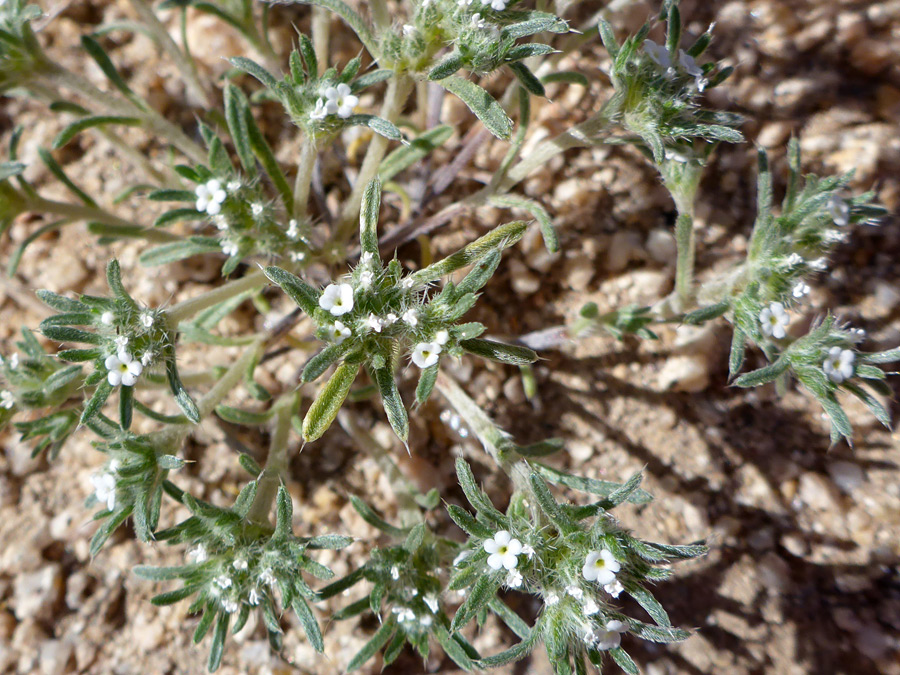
[246, 394, 295, 525]
[337, 74, 414, 240]
[127, 0, 210, 107]
[25, 195, 180, 242]
[165, 268, 268, 326]
[293, 135, 317, 221]
[39, 64, 207, 165]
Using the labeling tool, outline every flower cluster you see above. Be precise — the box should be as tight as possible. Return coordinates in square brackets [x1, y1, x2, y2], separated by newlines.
[310, 83, 358, 120]
[194, 178, 228, 216]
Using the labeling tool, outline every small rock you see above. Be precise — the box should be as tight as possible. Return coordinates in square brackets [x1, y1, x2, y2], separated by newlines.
[747, 527, 775, 551]
[40, 639, 74, 675]
[873, 280, 900, 314]
[606, 231, 642, 272]
[757, 552, 791, 593]
[645, 229, 676, 264]
[11, 565, 63, 621]
[502, 376, 525, 405]
[568, 440, 594, 463]
[798, 472, 841, 511]
[508, 259, 540, 296]
[827, 461, 865, 494]
[855, 622, 892, 660]
[657, 354, 710, 393]
[780, 533, 808, 557]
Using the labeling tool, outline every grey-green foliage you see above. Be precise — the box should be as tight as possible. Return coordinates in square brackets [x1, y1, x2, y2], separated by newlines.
[37, 260, 199, 428]
[266, 179, 537, 443]
[135, 485, 352, 671]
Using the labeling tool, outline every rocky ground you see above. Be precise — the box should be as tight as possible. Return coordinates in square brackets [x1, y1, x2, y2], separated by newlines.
[1, 0, 899, 673]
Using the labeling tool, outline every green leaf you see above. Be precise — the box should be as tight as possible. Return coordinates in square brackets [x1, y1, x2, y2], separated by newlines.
[861, 347, 900, 364]
[208, 610, 229, 671]
[81, 35, 142, 105]
[529, 472, 576, 533]
[52, 115, 143, 149]
[626, 583, 672, 627]
[139, 238, 222, 266]
[215, 404, 273, 425]
[374, 367, 408, 442]
[229, 56, 279, 90]
[509, 61, 545, 98]
[285, 0, 377, 57]
[682, 300, 730, 325]
[415, 364, 439, 404]
[446, 504, 493, 538]
[488, 598, 531, 640]
[455, 457, 506, 524]
[38, 148, 96, 207]
[302, 360, 359, 442]
[264, 266, 320, 316]
[244, 107, 293, 213]
[302, 342, 352, 383]
[460, 338, 537, 365]
[349, 495, 406, 537]
[533, 463, 653, 504]
[451, 574, 498, 632]
[359, 178, 381, 258]
[540, 71, 589, 87]
[292, 596, 324, 652]
[428, 51, 465, 80]
[150, 584, 202, 606]
[379, 125, 453, 182]
[0, 161, 25, 182]
[733, 357, 790, 388]
[224, 84, 255, 174]
[81, 380, 114, 425]
[436, 76, 513, 139]
[274, 485, 293, 540]
[345, 114, 403, 141]
[347, 618, 396, 672]
[488, 193, 558, 252]
[610, 648, 639, 675]
[165, 347, 201, 423]
[433, 625, 475, 670]
[89, 506, 132, 555]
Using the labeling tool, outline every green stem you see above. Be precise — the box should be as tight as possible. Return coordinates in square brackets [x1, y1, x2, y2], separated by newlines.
[24, 195, 179, 242]
[311, 7, 330, 77]
[164, 269, 268, 326]
[128, 0, 210, 107]
[39, 64, 207, 165]
[337, 74, 414, 240]
[370, 0, 390, 32]
[246, 394, 295, 525]
[673, 212, 695, 311]
[293, 135, 317, 221]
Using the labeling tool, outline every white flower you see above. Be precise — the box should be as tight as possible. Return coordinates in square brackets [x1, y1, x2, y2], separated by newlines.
[392, 606, 416, 623]
[402, 24, 416, 36]
[424, 594, 439, 613]
[484, 530, 522, 571]
[792, 281, 811, 299]
[419, 615, 433, 628]
[471, 12, 487, 28]
[0, 390, 14, 409]
[401, 308, 418, 327]
[759, 302, 790, 339]
[196, 179, 227, 215]
[359, 270, 374, 288]
[643, 39, 672, 69]
[101, 311, 115, 325]
[390, 565, 400, 580]
[91, 471, 117, 511]
[233, 558, 248, 571]
[287, 219, 300, 239]
[664, 147, 691, 163]
[187, 544, 208, 564]
[319, 283, 354, 316]
[251, 203, 265, 217]
[582, 549, 621, 585]
[829, 194, 850, 227]
[545, 592, 560, 606]
[289, 251, 307, 263]
[434, 330, 450, 346]
[221, 598, 239, 614]
[248, 588, 262, 605]
[227, 180, 242, 192]
[360, 251, 374, 265]
[214, 575, 233, 590]
[823, 347, 854, 383]
[323, 83, 358, 119]
[327, 321, 351, 344]
[140, 350, 154, 367]
[521, 543, 535, 559]
[583, 598, 600, 616]
[105, 351, 143, 387]
[7, 353, 17, 369]
[787, 252, 804, 267]
[259, 568, 277, 586]
[310, 98, 329, 120]
[114, 335, 129, 350]
[603, 579, 624, 598]
[589, 620, 628, 650]
[140, 312, 154, 328]
[213, 214, 229, 231]
[453, 550, 471, 566]
[566, 585, 584, 600]
[458, 0, 474, 6]
[678, 49, 707, 90]
[506, 569, 523, 588]
[412, 342, 442, 369]
[364, 314, 384, 333]
[221, 239, 239, 257]
[810, 257, 828, 271]
[488, 0, 507, 9]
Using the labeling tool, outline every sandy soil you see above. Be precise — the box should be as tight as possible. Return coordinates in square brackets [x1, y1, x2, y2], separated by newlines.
[0, 1, 899, 674]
